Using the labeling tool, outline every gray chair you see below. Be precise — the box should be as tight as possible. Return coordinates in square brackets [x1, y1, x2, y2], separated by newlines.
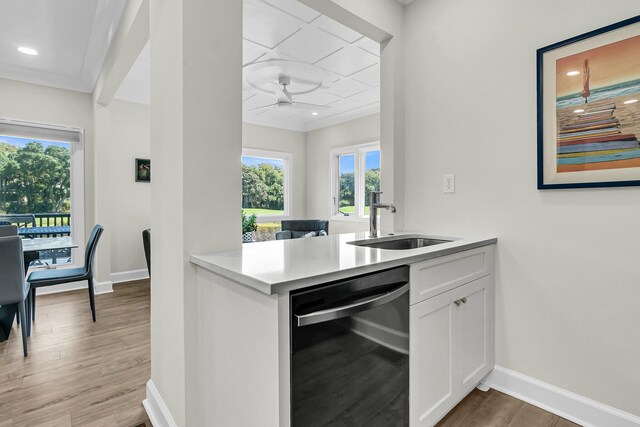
[0, 236, 30, 356]
[0, 225, 26, 326]
[275, 220, 329, 240]
[27, 225, 103, 322]
[0, 225, 18, 237]
[142, 229, 151, 276]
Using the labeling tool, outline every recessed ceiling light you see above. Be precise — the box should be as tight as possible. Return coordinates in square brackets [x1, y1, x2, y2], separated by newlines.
[623, 99, 638, 105]
[574, 109, 585, 113]
[311, 112, 319, 116]
[18, 46, 38, 56]
[566, 71, 580, 77]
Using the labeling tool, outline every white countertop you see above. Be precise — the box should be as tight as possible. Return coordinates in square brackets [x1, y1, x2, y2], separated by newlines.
[190, 232, 497, 295]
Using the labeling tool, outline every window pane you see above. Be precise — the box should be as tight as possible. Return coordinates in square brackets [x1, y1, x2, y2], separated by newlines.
[364, 150, 380, 215]
[242, 156, 285, 216]
[0, 135, 72, 266]
[338, 154, 355, 216]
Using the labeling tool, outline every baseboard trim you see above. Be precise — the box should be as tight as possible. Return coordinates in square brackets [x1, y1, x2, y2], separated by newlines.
[111, 268, 149, 283]
[31, 267, 148, 297]
[482, 365, 640, 427]
[143, 380, 178, 427]
[35, 280, 113, 296]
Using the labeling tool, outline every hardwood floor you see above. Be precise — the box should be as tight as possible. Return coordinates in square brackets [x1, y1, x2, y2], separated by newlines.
[437, 388, 581, 427]
[0, 279, 579, 427]
[0, 280, 151, 427]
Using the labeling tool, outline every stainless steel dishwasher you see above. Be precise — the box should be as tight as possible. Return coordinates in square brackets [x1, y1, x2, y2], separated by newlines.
[290, 266, 410, 426]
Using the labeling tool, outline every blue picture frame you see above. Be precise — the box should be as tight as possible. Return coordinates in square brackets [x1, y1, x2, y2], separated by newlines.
[537, 15, 640, 189]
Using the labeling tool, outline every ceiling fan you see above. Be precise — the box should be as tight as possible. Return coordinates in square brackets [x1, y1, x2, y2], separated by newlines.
[249, 75, 332, 112]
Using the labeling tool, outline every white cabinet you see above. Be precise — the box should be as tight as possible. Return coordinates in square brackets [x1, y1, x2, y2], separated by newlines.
[410, 247, 495, 427]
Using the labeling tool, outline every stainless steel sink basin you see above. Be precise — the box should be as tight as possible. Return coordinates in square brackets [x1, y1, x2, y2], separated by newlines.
[348, 235, 452, 250]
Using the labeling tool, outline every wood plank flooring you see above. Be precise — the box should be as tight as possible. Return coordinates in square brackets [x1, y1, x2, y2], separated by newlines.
[0, 278, 579, 427]
[437, 388, 581, 427]
[0, 280, 151, 427]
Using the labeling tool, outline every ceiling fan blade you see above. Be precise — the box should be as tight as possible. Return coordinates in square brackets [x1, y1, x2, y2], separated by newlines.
[248, 103, 277, 112]
[290, 102, 332, 111]
[270, 82, 290, 102]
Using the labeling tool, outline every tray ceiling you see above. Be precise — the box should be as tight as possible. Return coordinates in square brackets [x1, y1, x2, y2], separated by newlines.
[0, 0, 126, 93]
[241, 0, 380, 132]
[115, 0, 380, 132]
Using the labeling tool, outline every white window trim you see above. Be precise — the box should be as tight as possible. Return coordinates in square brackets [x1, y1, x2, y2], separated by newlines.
[242, 148, 291, 223]
[330, 142, 380, 222]
[0, 118, 85, 270]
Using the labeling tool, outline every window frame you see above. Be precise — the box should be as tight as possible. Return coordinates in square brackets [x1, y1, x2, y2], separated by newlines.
[330, 142, 380, 222]
[0, 118, 85, 270]
[241, 148, 291, 223]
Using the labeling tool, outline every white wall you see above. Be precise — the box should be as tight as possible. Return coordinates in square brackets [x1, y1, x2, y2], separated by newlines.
[306, 113, 380, 233]
[0, 78, 96, 261]
[107, 99, 150, 274]
[243, 123, 306, 220]
[403, 0, 640, 417]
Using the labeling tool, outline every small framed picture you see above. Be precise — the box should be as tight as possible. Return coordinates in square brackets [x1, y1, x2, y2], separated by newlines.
[537, 15, 640, 189]
[135, 158, 151, 183]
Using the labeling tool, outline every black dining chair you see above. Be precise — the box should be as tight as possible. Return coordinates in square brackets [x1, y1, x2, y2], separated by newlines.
[27, 225, 104, 322]
[142, 229, 151, 276]
[0, 235, 30, 356]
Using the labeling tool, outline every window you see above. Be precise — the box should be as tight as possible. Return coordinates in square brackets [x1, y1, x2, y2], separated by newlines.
[0, 119, 84, 267]
[242, 148, 290, 240]
[331, 143, 380, 219]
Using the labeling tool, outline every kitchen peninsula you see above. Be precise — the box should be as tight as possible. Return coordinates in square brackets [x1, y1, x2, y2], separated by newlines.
[191, 232, 497, 426]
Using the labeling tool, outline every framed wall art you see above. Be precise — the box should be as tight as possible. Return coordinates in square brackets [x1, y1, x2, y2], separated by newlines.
[135, 158, 151, 183]
[537, 15, 640, 189]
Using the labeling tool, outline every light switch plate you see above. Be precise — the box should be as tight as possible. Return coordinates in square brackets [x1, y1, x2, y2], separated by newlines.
[443, 174, 455, 193]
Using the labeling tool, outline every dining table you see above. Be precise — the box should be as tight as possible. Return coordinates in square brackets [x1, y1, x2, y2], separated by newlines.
[0, 236, 78, 342]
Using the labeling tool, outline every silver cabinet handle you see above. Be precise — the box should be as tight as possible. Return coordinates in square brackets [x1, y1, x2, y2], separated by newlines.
[461, 297, 467, 304]
[296, 283, 409, 327]
[454, 299, 461, 307]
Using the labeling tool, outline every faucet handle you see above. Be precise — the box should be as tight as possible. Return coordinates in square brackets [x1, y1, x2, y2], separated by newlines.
[370, 190, 382, 205]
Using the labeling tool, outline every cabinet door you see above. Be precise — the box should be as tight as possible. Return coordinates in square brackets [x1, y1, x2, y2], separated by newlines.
[456, 275, 495, 393]
[410, 290, 457, 426]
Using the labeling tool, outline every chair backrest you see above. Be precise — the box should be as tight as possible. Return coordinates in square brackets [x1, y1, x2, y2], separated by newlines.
[0, 214, 35, 228]
[142, 229, 151, 276]
[84, 225, 104, 277]
[0, 236, 26, 306]
[0, 225, 18, 237]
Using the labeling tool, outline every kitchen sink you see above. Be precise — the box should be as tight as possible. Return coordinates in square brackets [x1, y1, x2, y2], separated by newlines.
[348, 235, 452, 250]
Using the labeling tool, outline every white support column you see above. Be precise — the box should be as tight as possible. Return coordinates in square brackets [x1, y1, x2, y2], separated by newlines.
[149, 0, 242, 426]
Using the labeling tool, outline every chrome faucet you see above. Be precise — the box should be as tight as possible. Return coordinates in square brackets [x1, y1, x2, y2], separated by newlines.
[369, 191, 396, 238]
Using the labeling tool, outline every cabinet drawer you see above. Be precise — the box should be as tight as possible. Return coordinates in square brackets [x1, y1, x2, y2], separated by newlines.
[410, 245, 494, 305]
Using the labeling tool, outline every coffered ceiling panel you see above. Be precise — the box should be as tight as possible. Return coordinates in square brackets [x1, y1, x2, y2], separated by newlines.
[349, 88, 380, 105]
[243, 40, 266, 66]
[326, 78, 370, 98]
[243, 1, 302, 49]
[314, 45, 379, 77]
[314, 15, 364, 44]
[356, 37, 381, 57]
[294, 91, 341, 105]
[351, 65, 381, 87]
[274, 27, 343, 64]
[263, 0, 321, 23]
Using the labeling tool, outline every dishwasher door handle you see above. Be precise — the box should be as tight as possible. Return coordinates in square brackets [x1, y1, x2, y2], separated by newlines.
[295, 283, 409, 327]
